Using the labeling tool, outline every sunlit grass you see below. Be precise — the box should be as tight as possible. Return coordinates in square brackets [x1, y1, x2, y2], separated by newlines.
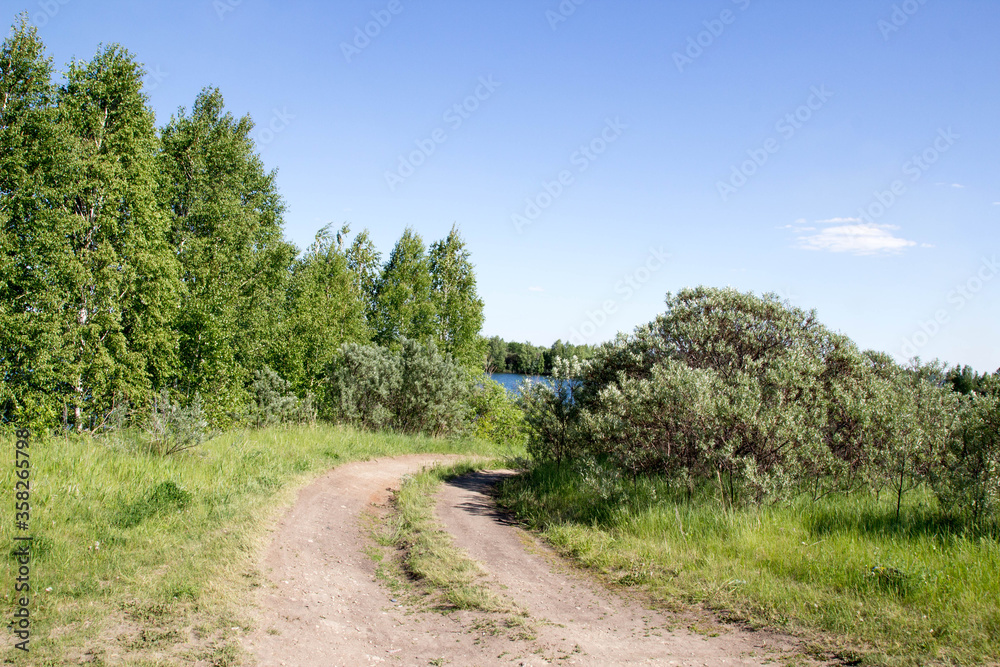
[378, 461, 525, 615]
[496, 462, 1000, 666]
[0, 424, 514, 665]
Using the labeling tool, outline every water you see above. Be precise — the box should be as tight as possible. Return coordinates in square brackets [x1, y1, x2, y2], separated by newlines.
[488, 372, 551, 394]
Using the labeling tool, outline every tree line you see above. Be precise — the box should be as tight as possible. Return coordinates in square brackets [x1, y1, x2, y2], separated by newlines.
[0, 16, 485, 431]
[484, 336, 597, 376]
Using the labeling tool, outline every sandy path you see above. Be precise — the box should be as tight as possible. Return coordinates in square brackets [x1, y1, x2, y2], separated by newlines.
[436, 471, 821, 666]
[244, 454, 542, 666]
[245, 457, 821, 666]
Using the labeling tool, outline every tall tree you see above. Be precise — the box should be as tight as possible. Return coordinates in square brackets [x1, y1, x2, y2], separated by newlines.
[345, 227, 381, 338]
[159, 87, 295, 422]
[372, 227, 435, 346]
[56, 43, 181, 429]
[281, 223, 369, 393]
[0, 15, 64, 426]
[428, 225, 485, 369]
[1, 24, 180, 429]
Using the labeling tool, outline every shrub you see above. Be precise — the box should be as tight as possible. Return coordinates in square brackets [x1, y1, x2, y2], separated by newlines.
[324, 343, 400, 430]
[864, 368, 958, 518]
[250, 366, 314, 427]
[518, 356, 586, 467]
[144, 389, 209, 455]
[324, 338, 469, 436]
[582, 359, 718, 485]
[468, 378, 527, 448]
[395, 338, 470, 436]
[573, 289, 854, 504]
[522, 287, 969, 510]
[936, 394, 1000, 525]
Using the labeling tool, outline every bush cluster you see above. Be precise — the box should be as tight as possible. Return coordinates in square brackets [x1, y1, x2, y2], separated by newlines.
[324, 338, 470, 437]
[250, 367, 315, 427]
[520, 287, 999, 527]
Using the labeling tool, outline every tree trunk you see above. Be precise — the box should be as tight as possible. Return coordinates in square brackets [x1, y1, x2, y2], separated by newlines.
[895, 458, 905, 521]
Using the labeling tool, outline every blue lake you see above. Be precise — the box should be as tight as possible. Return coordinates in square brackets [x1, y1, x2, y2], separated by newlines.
[488, 373, 552, 394]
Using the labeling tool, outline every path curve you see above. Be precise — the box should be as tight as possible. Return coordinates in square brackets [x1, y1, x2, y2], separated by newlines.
[244, 454, 485, 666]
[245, 457, 823, 666]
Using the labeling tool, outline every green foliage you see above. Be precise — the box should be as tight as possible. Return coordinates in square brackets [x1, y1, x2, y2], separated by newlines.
[324, 343, 400, 430]
[468, 378, 527, 448]
[582, 358, 718, 484]
[484, 336, 597, 375]
[936, 394, 1000, 524]
[395, 338, 471, 435]
[1, 20, 181, 430]
[159, 87, 295, 424]
[325, 338, 469, 436]
[0, 15, 60, 425]
[428, 226, 486, 370]
[250, 366, 314, 427]
[144, 389, 209, 455]
[2, 21, 491, 432]
[521, 287, 986, 522]
[518, 356, 586, 467]
[373, 228, 435, 346]
[865, 366, 958, 519]
[946, 364, 991, 395]
[279, 224, 369, 393]
[57, 43, 182, 422]
[346, 227, 382, 334]
[575, 288, 861, 504]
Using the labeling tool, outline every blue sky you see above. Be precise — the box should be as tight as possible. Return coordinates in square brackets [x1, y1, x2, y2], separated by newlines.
[17, 0, 1000, 372]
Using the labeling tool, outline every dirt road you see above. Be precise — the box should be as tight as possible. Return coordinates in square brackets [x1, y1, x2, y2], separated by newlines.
[245, 457, 821, 666]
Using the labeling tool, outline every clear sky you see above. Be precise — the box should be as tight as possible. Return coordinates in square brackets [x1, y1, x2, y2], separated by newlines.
[15, 0, 1000, 372]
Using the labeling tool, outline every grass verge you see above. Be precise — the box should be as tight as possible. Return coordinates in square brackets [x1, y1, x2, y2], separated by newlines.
[368, 461, 533, 635]
[0, 425, 516, 665]
[495, 461, 1000, 667]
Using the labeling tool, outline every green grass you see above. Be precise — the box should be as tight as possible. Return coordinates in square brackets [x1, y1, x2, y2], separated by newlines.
[495, 462, 1000, 666]
[372, 461, 527, 619]
[0, 424, 515, 665]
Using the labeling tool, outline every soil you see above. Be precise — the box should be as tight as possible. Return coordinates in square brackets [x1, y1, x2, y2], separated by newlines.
[244, 457, 832, 666]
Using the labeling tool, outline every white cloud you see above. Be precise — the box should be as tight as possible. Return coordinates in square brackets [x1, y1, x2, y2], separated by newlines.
[935, 182, 965, 188]
[816, 217, 862, 224]
[528, 286, 544, 292]
[796, 223, 917, 255]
